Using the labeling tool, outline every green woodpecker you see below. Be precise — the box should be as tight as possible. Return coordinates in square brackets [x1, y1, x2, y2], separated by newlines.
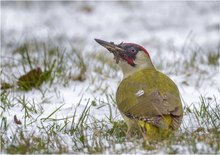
[95, 39, 183, 140]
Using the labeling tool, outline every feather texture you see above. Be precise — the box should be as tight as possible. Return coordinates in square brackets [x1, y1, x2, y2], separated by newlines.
[116, 68, 183, 139]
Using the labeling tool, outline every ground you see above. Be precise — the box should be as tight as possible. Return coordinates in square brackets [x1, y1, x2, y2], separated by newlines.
[1, 1, 220, 154]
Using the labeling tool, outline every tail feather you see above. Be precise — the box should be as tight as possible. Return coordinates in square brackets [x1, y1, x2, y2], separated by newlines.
[138, 115, 173, 140]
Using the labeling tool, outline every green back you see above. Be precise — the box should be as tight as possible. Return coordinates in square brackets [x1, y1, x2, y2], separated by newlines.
[116, 68, 182, 116]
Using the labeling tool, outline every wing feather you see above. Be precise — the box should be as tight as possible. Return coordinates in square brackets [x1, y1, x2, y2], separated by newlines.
[116, 69, 183, 129]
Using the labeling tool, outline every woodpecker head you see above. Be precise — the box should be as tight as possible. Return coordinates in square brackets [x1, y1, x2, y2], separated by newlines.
[95, 39, 154, 76]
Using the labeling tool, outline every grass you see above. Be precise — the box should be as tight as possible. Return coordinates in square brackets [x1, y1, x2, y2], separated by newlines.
[0, 40, 220, 154]
[156, 33, 219, 87]
[1, 94, 219, 153]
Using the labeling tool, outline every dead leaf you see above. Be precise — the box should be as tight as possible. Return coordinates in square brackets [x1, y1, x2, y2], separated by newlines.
[14, 115, 22, 125]
[17, 67, 43, 90]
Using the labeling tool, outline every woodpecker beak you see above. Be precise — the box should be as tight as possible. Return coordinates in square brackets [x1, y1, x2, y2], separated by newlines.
[94, 38, 124, 63]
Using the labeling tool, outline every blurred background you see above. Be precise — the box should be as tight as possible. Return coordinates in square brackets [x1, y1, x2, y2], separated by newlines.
[2, 1, 219, 54]
[1, 1, 220, 92]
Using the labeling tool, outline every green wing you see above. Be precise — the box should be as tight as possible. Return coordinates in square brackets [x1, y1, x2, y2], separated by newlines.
[116, 69, 183, 129]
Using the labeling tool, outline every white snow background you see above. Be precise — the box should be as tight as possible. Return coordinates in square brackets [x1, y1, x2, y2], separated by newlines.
[1, 1, 220, 153]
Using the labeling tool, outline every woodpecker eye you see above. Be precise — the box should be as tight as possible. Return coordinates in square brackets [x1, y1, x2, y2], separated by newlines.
[130, 47, 136, 53]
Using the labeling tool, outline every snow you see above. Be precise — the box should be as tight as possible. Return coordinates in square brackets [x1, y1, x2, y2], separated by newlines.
[1, 1, 220, 153]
